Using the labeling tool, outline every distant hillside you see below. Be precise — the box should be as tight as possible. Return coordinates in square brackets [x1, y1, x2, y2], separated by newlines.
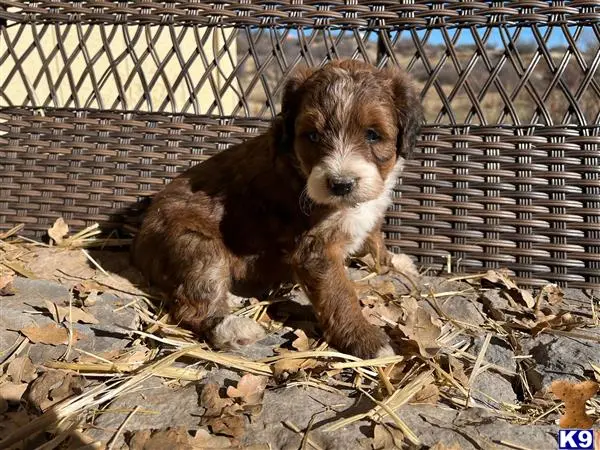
[233, 31, 599, 125]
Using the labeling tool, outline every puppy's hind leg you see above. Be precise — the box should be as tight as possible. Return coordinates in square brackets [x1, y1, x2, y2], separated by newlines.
[170, 251, 265, 350]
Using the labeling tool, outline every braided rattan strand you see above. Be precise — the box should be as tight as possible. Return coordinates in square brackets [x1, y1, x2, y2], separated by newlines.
[1, 109, 598, 288]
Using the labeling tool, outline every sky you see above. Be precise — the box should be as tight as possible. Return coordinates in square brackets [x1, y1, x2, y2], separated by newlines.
[276, 25, 597, 52]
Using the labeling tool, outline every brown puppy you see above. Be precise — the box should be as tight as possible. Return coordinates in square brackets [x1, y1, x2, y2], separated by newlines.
[132, 59, 423, 359]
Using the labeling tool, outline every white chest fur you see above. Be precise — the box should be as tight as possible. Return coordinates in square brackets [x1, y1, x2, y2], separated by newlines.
[338, 159, 404, 255]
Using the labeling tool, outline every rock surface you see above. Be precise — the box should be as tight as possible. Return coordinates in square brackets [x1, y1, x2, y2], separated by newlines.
[1, 269, 599, 450]
[0, 277, 138, 365]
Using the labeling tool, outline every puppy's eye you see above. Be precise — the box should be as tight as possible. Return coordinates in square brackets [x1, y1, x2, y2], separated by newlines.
[366, 129, 380, 143]
[307, 131, 321, 143]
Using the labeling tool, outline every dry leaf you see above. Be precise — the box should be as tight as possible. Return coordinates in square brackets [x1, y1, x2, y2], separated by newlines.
[372, 423, 404, 449]
[20, 323, 78, 345]
[410, 383, 440, 405]
[480, 269, 535, 309]
[397, 298, 442, 358]
[129, 428, 193, 450]
[25, 370, 85, 412]
[73, 280, 105, 307]
[511, 288, 536, 309]
[0, 410, 36, 440]
[542, 284, 564, 306]
[271, 346, 320, 382]
[272, 356, 309, 381]
[480, 269, 517, 289]
[226, 374, 268, 415]
[127, 429, 152, 450]
[205, 415, 246, 440]
[26, 246, 97, 281]
[369, 279, 397, 297]
[48, 217, 69, 245]
[551, 379, 599, 429]
[363, 301, 403, 327]
[0, 382, 28, 404]
[226, 374, 268, 406]
[531, 311, 584, 336]
[190, 429, 232, 449]
[430, 443, 462, 450]
[448, 356, 469, 386]
[77, 349, 120, 363]
[479, 291, 507, 321]
[43, 299, 99, 324]
[200, 383, 239, 418]
[291, 329, 313, 352]
[0, 273, 16, 296]
[6, 356, 37, 383]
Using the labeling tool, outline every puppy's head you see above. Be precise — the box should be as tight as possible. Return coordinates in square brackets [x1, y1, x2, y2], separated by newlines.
[279, 59, 422, 207]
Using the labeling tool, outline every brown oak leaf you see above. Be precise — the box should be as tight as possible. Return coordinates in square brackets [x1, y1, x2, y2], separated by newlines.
[200, 383, 240, 418]
[20, 323, 79, 345]
[48, 217, 69, 245]
[43, 299, 99, 324]
[226, 374, 268, 415]
[6, 356, 37, 383]
[397, 298, 442, 358]
[372, 423, 404, 449]
[410, 383, 440, 405]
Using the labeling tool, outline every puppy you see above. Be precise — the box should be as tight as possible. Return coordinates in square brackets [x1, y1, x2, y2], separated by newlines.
[132, 59, 423, 359]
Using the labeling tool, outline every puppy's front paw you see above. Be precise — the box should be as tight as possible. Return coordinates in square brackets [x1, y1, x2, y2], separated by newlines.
[341, 325, 394, 360]
[390, 253, 420, 280]
[211, 315, 266, 349]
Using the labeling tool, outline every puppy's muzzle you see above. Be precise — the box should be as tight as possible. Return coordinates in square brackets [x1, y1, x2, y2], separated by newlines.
[328, 176, 357, 196]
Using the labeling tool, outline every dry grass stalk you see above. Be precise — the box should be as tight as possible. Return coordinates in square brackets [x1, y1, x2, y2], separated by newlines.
[426, 360, 469, 399]
[107, 405, 141, 450]
[377, 366, 395, 396]
[496, 440, 536, 450]
[323, 369, 434, 433]
[262, 350, 362, 364]
[592, 363, 600, 381]
[123, 326, 272, 375]
[285, 381, 343, 394]
[54, 223, 131, 249]
[0, 337, 28, 368]
[33, 419, 81, 450]
[330, 355, 404, 369]
[282, 421, 324, 450]
[359, 387, 421, 446]
[81, 249, 110, 277]
[187, 347, 272, 375]
[450, 348, 517, 377]
[45, 360, 207, 381]
[0, 345, 202, 448]
[0, 259, 36, 278]
[468, 332, 492, 386]
[0, 223, 25, 240]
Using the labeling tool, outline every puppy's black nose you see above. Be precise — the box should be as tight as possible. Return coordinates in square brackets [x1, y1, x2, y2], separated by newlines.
[328, 177, 356, 196]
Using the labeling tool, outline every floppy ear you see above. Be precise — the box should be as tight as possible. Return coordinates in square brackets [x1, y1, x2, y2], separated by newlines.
[380, 67, 423, 159]
[275, 65, 316, 150]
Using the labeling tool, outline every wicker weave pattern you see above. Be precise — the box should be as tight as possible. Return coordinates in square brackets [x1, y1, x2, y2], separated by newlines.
[1, 1, 599, 287]
[2, 1, 600, 27]
[1, 109, 598, 287]
[2, 13, 600, 125]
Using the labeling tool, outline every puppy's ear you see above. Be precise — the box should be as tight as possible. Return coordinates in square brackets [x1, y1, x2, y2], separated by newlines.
[380, 67, 423, 159]
[276, 65, 316, 149]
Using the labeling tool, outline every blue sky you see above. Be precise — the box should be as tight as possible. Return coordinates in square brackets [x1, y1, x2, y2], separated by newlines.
[277, 25, 597, 51]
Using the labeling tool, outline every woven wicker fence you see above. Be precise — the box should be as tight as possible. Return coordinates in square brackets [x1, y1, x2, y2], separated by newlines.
[1, 1, 599, 288]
